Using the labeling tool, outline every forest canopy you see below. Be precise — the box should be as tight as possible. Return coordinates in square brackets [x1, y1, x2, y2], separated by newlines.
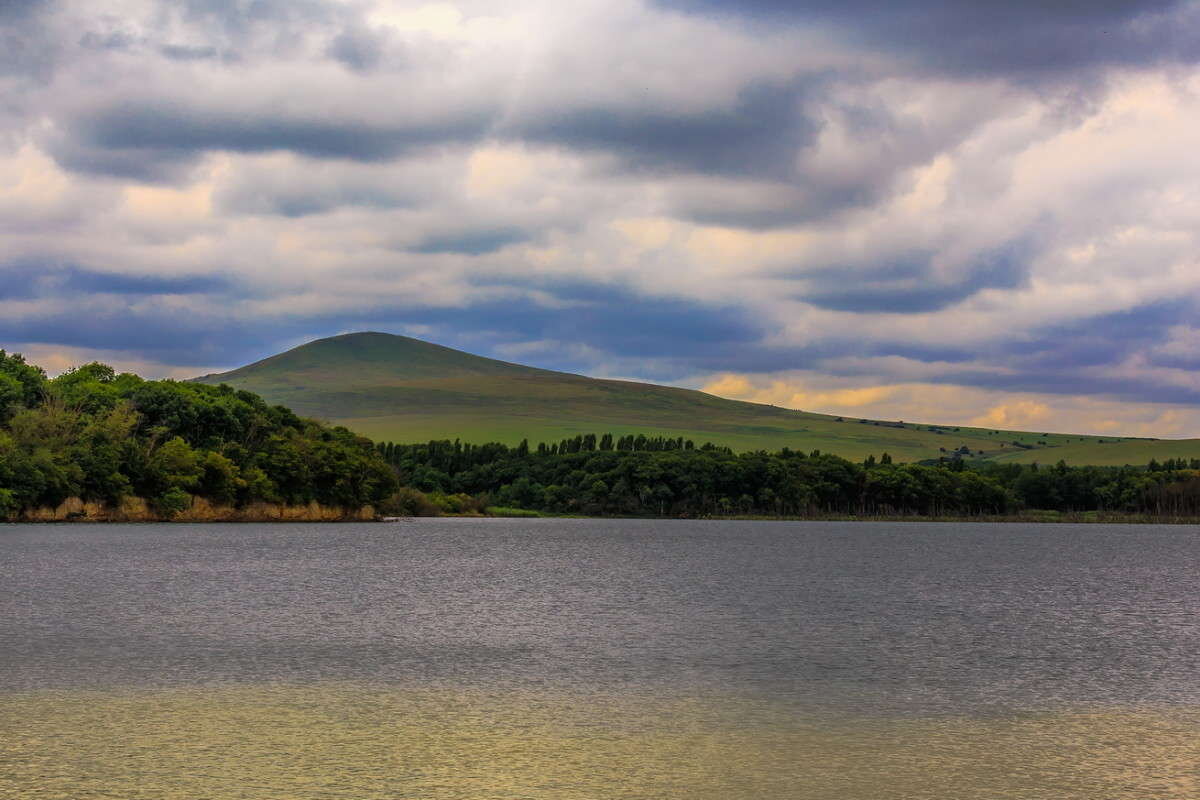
[377, 436, 1200, 519]
[0, 351, 396, 518]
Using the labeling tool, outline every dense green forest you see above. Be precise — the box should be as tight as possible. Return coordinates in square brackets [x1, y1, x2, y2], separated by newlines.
[377, 435, 1200, 518]
[0, 351, 396, 518]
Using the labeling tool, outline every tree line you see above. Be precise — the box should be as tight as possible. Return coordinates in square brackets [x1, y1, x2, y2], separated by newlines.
[0, 351, 396, 518]
[5, 346, 1199, 521]
[378, 436, 1200, 518]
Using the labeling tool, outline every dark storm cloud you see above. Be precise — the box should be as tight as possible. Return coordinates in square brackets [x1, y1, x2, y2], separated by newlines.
[655, 0, 1200, 77]
[327, 26, 387, 73]
[675, 184, 872, 230]
[880, 300, 1200, 403]
[508, 282, 762, 357]
[680, 205, 811, 231]
[79, 30, 142, 52]
[74, 103, 473, 160]
[796, 241, 1030, 313]
[49, 102, 488, 181]
[216, 179, 422, 217]
[177, 0, 339, 41]
[0, 0, 46, 17]
[1151, 352, 1200, 372]
[410, 228, 531, 256]
[0, 0, 57, 79]
[518, 80, 821, 179]
[43, 141, 197, 183]
[380, 280, 855, 379]
[806, 279, 985, 314]
[0, 260, 232, 300]
[160, 44, 224, 62]
[0, 270, 259, 366]
[0, 309, 258, 366]
[1002, 300, 1191, 369]
[864, 342, 976, 364]
[50, 78, 822, 189]
[335, 283, 764, 365]
[929, 369, 1200, 406]
[795, 301, 1200, 405]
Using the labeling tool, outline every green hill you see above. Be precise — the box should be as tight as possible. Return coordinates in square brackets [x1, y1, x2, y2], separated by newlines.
[194, 332, 1198, 465]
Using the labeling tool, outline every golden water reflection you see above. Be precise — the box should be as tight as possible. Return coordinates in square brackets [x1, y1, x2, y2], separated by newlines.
[2, 685, 1197, 799]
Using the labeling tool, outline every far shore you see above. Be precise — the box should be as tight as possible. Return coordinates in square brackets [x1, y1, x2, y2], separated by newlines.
[469, 510, 1200, 525]
[17, 512, 1195, 525]
[8, 496, 1200, 525]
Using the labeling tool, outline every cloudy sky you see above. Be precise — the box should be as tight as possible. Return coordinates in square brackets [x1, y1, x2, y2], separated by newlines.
[4, 0, 1200, 435]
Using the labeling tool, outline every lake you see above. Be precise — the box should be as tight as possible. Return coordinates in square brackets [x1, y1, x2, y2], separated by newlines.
[2, 519, 1198, 798]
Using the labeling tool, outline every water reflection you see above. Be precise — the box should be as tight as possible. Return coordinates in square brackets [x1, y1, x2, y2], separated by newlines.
[3, 685, 1197, 799]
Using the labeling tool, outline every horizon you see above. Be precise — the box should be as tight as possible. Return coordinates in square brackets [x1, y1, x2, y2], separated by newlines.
[4, 1, 1200, 437]
[10, 328, 1183, 442]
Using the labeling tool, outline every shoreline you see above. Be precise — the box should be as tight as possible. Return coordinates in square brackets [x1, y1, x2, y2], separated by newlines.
[13, 517, 1200, 525]
[8, 498, 1199, 525]
[482, 511, 1200, 525]
[7, 496, 377, 524]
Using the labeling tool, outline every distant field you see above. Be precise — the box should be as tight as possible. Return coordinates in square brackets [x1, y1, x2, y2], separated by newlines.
[196, 332, 1200, 466]
[987, 437, 1200, 467]
[339, 412, 1131, 465]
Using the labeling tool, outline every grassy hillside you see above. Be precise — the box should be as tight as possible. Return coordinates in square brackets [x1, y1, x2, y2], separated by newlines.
[984, 437, 1200, 467]
[195, 332, 1198, 465]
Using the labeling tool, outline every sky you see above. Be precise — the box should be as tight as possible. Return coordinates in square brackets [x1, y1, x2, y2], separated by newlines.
[4, 0, 1200, 436]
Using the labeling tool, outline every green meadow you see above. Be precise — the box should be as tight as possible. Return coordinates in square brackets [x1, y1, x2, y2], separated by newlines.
[196, 332, 1198, 466]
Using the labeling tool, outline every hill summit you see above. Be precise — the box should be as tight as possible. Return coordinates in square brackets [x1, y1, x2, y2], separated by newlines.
[195, 332, 1176, 465]
[200, 331, 540, 384]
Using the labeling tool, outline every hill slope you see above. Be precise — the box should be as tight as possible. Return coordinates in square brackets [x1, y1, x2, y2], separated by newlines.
[194, 332, 1194, 464]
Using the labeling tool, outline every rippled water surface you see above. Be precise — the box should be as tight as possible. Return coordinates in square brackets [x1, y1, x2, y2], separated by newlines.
[2, 519, 1199, 798]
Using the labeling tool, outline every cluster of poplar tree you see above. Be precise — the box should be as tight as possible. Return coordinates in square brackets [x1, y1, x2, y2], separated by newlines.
[379, 436, 1200, 518]
[0, 352, 396, 518]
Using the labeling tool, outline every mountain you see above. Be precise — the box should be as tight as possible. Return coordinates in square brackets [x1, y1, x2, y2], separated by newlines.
[194, 332, 1188, 465]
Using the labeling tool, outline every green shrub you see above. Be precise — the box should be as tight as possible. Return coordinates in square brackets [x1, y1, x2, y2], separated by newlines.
[378, 487, 441, 517]
[486, 506, 543, 518]
[429, 491, 487, 515]
[155, 487, 192, 519]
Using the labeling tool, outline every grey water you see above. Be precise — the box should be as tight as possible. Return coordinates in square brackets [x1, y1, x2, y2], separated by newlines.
[3, 519, 1199, 799]
[3, 518, 1199, 711]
